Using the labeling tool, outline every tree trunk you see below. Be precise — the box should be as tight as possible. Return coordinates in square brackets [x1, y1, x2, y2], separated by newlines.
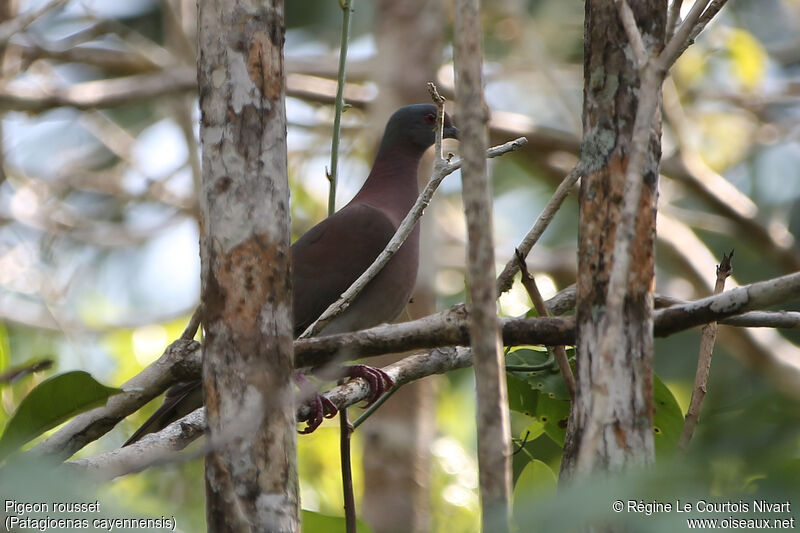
[360, 2, 443, 532]
[560, 0, 665, 480]
[197, 1, 298, 531]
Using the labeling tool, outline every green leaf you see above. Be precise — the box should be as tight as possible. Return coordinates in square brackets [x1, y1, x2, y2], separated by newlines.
[512, 459, 557, 524]
[507, 348, 571, 401]
[512, 422, 546, 485]
[653, 375, 684, 458]
[535, 394, 571, 447]
[507, 373, 538, 416]
[0, 371, 122, 460]
[301, 510, 373, 533]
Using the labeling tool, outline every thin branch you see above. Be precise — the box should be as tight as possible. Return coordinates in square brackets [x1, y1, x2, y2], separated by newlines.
[663, 0, 729, 70]
[496, 163, 582, 295]
[68, 347, 473, 480]
[0, 68, 197, 112]
[654, 270, 800, 337]
[0, 0, 68, 47]
[0, 359, 53, 385]
[181, 306, 203, 340]
[30, 339, 202, 461]
[678, 250, 733, 452]
[340, 406, 356, 533]
[599, 64, 661, 361]
[665, 0, 684, 41]
[615, 0, 649, 67]
[515, 250, 575, 399]
[300, 135, 528, 338]
[659, 0, 712, 70]
[65, 408, 206, 480]
[327, 0, 354, 215]
[296, 307, 573, 368]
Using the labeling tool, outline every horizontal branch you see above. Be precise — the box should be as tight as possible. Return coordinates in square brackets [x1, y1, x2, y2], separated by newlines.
[295, 306, 574, 367]
[67, 347, 472, 480]
[33, 272, 800, 462]
[65, 408, 206, 480]
[655, 271, 800, 336]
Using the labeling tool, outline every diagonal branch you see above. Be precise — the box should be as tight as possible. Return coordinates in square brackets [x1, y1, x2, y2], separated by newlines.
[496, 163, 583, 295]
[616, 0, 649, 67]
[299, 135, 527, 338]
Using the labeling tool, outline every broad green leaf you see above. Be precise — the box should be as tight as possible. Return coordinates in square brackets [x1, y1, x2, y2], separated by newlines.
[301, 510, 373, 533]
[0, 371, 122, 460]
[535, 394, 570, 447]
[507, 348, 570, 401]
[512, 421, 546, 485]
[513, 459, 557, 524]
[507, 373, 538, 416]
[653, 375, 684, 458]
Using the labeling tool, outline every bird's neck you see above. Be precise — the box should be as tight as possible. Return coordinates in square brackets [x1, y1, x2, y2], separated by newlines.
[349, 143, 424, 225]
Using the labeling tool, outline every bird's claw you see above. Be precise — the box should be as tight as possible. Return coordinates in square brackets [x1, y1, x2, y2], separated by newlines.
[343, 364, 395, 407]
[295, 365, 393, 434]
[296, 373, 338, 434]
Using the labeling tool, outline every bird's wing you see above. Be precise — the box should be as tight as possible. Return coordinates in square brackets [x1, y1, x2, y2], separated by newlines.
[292, 203, 396, 336]
[122, 380, 203, 446]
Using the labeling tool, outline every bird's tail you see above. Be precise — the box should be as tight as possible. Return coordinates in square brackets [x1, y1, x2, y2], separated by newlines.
[123, 380, 203, 446]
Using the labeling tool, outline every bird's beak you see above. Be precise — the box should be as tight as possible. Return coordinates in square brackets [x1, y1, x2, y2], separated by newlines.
[444, 125, 459, 140]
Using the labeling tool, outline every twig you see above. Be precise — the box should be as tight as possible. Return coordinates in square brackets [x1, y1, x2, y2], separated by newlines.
[0, 0, 69, 47]
[351, 385, 398, 429]
[665, 0, 684, 41]
[615, 0, 649, 67]
[671, 0, 729, 67]
[340, 406, 356, 533]
[678, 250, 733, 452]
[327, 0, 354, 215]
[515, 251, 575, 399]
[659, 0, 712, 70]
[496, 163, 583, 295]
[180, 305, 203, 340]
[0, 359, 53, 385]
[329, 4, 357, 529]
[300, 135, 528, 338]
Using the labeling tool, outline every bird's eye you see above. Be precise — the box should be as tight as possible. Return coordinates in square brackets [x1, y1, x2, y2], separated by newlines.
[424, 113, 436, 124]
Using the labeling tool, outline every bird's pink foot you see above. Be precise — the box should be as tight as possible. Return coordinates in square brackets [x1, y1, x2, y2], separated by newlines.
[295, 373, 337, 434]
[343, 364, 395, 406]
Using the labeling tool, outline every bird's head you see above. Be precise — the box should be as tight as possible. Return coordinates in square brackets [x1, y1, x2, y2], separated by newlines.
[379, 104, 458, 153]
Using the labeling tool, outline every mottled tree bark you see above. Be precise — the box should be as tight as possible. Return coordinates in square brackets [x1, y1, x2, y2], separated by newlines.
[197, 1, 298, 531]
[560, 0, 666, 480]
[360, 2, 443, 533]
[454, 0, 512, 531]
